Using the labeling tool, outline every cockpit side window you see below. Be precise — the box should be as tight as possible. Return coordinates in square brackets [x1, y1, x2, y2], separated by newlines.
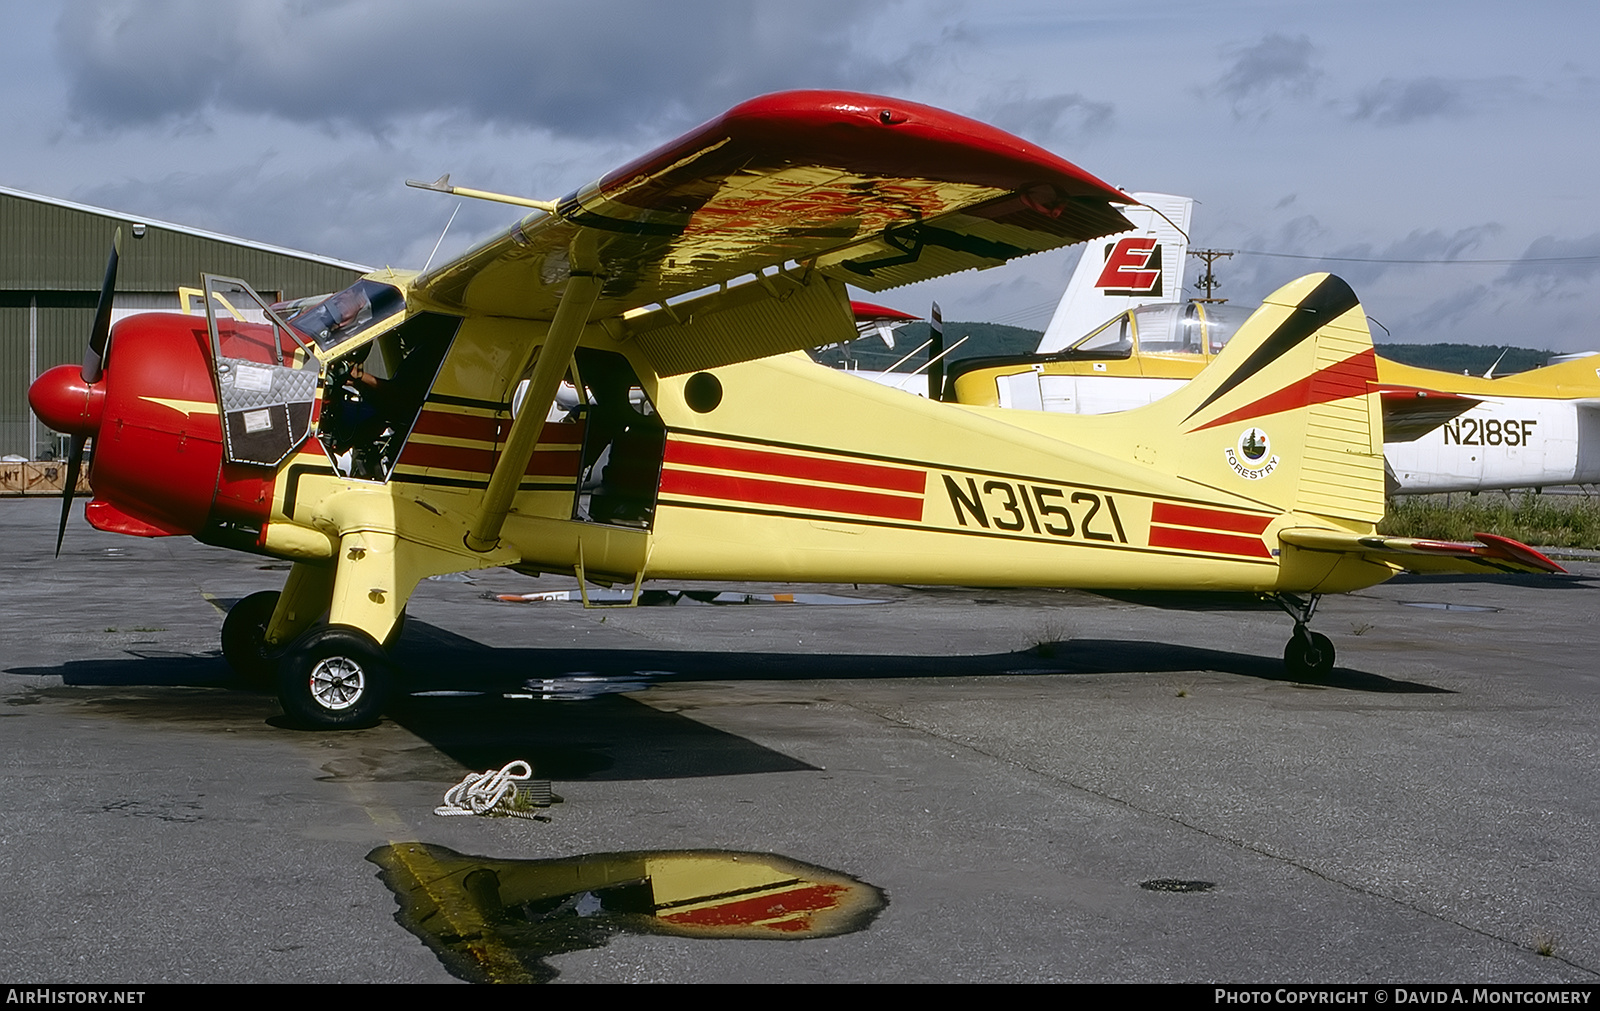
[1130, 304, 1198, 355]
[1070, 314, 1134, 355]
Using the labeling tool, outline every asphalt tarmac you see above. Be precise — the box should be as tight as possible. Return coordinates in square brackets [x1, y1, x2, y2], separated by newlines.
[1, 497, 1597, 984]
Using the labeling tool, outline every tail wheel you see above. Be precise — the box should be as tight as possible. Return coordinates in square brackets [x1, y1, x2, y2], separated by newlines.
[1284, 630, 1335, 680]
[278, 625, 391, 729]
[220, 590, 283, 687]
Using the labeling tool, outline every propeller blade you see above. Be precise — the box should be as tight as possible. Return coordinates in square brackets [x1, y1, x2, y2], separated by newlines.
[81, 228, 122, 384]
[55, 434, 87, 558]
[57, 228, 120, 555]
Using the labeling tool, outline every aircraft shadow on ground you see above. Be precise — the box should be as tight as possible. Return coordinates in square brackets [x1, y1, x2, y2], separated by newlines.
[0, 618, 1446, 771]
[1384, 570, 1598, 589]
[397, 619, 1447, 695]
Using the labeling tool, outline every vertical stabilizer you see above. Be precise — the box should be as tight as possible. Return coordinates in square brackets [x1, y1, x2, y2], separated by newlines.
[1068, 273, 1385, 525]
[1036, 192, 1194, 353]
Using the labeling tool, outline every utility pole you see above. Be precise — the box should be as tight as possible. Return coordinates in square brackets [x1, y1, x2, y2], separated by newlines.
[1189, 249, 1233, 303]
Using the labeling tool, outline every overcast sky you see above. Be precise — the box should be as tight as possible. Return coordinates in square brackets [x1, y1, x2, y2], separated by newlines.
[4, 1, 1598, 349]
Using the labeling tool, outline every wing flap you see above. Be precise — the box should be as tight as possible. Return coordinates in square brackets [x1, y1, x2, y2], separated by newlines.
[1279, 527, 1565, 575]
[412, 91, 1131, 325]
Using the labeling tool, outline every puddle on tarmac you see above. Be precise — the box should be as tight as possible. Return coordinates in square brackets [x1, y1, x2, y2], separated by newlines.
[369, 843, 886, 983]
[1399, 601, 1502, 613]
[492, 588, 885, 606]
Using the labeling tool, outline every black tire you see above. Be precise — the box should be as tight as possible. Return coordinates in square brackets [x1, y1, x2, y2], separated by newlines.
[221, 590, 283, 687]
[277, 625, 391, 729]
[383, 608, 407, 650]
[1283, 630, 1335, 680]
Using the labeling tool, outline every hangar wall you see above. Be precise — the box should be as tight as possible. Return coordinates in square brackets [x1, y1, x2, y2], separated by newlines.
[0, 186, 369, 459]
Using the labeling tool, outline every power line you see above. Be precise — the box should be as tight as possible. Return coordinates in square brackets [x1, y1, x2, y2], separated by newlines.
[1230, 249, 1600, 265]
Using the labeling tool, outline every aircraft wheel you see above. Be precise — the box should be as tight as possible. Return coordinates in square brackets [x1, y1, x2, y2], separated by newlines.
[384, 608, 407, 650]
[220, 590, 283, 687]
[1283, 630, 1335, 680]
[277, 625, 391, 729]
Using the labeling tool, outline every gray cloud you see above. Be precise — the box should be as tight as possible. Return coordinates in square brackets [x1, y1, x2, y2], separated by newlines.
[1211, 34, 1320, 115]
[1350, 75, 1529, 125]
[1213, 221, 1505, 312]
[979, 92, 1113, 143]
[56, 0, 903, 138]
[1498, 233, 1600, 292]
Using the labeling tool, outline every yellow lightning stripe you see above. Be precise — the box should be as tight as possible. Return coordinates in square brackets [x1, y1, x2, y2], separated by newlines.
[141, 396, 219, 417]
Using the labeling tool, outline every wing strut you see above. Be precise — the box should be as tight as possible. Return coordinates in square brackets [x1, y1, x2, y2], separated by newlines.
[465, 273, 602, 552]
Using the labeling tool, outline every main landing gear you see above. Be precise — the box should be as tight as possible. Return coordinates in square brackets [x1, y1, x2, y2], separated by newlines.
[1271, 593, 1335, 680]
[221, 594, 402, 729]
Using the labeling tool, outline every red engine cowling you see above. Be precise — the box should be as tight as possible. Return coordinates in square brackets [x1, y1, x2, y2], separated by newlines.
[29, 314, 275, 538]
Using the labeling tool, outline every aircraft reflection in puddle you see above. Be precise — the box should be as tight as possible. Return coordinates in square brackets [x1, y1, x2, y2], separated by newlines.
[369, 844, 887, 983]
[492, 588, 886, 605]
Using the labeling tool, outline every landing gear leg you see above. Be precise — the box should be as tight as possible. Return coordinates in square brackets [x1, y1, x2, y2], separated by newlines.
[1272, 593, 1334, 680]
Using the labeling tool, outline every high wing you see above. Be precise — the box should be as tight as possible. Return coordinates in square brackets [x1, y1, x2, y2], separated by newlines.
[411, 90, 1132, 376]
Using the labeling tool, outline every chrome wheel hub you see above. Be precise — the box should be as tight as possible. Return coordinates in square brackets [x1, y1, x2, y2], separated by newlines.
[309, 655, 366, 710]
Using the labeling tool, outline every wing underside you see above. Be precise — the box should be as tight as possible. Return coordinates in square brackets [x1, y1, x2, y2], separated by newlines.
[410, 91, 1132, 374]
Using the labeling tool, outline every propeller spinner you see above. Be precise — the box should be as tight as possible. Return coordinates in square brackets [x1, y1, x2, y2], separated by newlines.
[27, 228, 120, 555]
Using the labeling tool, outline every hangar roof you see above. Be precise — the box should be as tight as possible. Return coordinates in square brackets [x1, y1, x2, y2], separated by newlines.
[0, 184, 372, 297]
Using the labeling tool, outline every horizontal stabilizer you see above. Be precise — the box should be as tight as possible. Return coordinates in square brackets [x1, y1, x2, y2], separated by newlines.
[1279, 527, 1564, 575]
[1378, 387, 1481, 443]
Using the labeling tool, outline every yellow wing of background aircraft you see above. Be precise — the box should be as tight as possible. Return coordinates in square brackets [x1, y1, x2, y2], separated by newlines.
[946, 194, 1600, 494]
[28, 92, 1561, 729]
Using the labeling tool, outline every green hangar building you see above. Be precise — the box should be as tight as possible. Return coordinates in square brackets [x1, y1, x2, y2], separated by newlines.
[1, 184, 370, 460]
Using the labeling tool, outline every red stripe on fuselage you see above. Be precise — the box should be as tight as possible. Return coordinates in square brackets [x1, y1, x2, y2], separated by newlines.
[664, 438, 926, 493]
[659, 468, 924, 521]
[1148, 524, 1272, 559]
[1149, 502, 1272, 535]
[396, 441, 581, 477]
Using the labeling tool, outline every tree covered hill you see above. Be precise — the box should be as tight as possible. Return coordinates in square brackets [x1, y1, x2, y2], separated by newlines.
[811, 322, 1561, 378]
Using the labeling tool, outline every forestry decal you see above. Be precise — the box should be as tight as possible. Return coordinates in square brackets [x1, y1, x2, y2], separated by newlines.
[1225, 427, 1278, 480]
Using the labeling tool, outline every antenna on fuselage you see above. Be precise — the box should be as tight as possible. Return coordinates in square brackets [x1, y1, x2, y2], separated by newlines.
[422, 203, 462, 274]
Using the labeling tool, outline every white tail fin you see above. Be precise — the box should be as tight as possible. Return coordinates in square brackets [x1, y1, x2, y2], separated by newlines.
[1036, 192, 1194, 353]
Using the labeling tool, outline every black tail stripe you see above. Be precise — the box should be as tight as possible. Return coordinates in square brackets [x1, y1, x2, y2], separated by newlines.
[1183, 274, 1359, 423]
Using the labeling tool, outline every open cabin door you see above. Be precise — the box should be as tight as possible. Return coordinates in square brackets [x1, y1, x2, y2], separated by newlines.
[202, 275, 318, 468]
[512, 347, 666, 529]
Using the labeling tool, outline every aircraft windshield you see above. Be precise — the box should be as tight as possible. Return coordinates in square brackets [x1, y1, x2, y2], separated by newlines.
[290, 280, 406, 351]
[1067, 301, 1256, 357]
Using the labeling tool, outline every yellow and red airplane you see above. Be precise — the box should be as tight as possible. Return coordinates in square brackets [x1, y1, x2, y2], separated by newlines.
[27, 91, 1561, 729]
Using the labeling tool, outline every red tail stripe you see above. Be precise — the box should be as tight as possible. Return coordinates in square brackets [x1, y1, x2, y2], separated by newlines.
[1150, 502, 1272, 535]
[1149, 524, 1272, 559]
[665, 438, 925, 493]
[1192, 347, 1378, 432]
[660, 468, 924, 521]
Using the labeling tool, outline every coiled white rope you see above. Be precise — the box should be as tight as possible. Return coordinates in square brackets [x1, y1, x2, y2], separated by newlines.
[434, 760, 543, 819]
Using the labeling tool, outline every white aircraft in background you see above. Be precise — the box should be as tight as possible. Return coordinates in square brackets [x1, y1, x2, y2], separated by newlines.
[915, 194, 1600, 495]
